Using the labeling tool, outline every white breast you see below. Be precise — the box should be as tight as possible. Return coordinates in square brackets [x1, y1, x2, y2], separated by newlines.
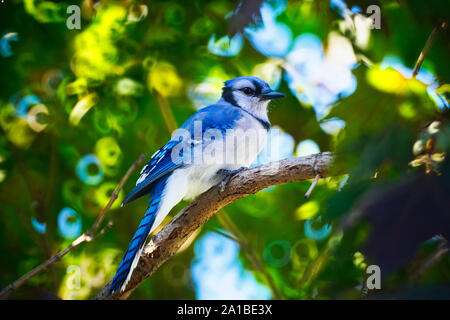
[182, 115, 268, 200]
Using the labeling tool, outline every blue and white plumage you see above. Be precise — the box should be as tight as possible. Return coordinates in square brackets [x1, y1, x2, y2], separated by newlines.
[109, 76, 285, 295]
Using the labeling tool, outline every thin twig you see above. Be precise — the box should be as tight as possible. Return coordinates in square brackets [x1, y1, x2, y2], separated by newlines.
[410, 236, 449, 284]
[412, 21, 447, 78]
[88, 153, 146, 236]
[209, 227, 240, 243]
[90, 221, 114, 242]
[304, 174, 320, 199]
[0, 154, 146, 299]
[154, 90, 178, 134]
[216, 212, 283, 300]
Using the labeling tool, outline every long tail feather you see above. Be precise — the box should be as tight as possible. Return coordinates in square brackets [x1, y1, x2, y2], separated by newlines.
[108, 176, 168, 295]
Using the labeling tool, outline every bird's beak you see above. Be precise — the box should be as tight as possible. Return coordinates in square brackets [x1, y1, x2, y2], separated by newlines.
[260, 90, 285, 100]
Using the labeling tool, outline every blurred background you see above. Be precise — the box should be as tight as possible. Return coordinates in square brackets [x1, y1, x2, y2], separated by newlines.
[0, 0, 449, 299]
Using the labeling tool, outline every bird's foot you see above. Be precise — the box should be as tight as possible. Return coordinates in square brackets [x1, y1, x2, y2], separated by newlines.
[217, 167, 246, 196]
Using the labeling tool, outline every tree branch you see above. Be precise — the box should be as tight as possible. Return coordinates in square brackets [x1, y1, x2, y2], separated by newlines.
[0, 154, 146, 300]
[410, 235, 449, 284]
[412, 21, 447, 78]
[95, 152, 334, 300]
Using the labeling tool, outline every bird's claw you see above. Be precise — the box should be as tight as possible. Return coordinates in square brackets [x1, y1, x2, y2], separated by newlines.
[218, 177, 230, 195]
[217, 167, 246, 196]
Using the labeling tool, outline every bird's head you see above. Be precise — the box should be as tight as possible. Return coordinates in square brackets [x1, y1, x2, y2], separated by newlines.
[221, 76, 285, 120]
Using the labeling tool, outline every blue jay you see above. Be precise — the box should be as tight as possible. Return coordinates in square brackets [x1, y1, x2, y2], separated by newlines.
[109, 76, 285, 295]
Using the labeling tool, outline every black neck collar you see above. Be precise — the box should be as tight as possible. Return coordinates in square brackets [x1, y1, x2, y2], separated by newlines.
[221, 89, 271, 130]
[237, 105, 271, 130]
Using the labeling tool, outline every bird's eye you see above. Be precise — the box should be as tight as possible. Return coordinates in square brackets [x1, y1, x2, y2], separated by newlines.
[241, 87, 254, 95]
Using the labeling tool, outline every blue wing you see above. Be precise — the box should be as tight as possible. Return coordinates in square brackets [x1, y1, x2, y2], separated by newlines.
[121, 140, 183, 206]
[179, 103, 243, 134]
[121, 103, 243, 206]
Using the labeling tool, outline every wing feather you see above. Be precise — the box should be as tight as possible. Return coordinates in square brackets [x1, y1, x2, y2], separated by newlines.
[122, 140, 182, 206]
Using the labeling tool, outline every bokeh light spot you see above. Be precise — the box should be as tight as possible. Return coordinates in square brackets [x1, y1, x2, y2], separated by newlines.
[208, 34, 243, 57]
[31, 216, 47, 234]
[295, 139, 320, 157]
[263, 240, 292, 267]
[295, 201, 319, 220]
[191, 232, 271, 299]
[76, 154, 104, 185]
[0, 32, 19, 57]
[58, 207, 82, 239]
[304, 216, 332, 240]
[148, 62, 182, 97]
